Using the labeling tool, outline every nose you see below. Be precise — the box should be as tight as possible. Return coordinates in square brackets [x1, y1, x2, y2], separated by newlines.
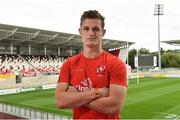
[88, 29, 95, 36]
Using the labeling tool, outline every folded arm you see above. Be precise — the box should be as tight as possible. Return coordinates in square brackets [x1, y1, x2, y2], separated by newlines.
[86, 84, 127, 114]
[55, 82, 103, 108]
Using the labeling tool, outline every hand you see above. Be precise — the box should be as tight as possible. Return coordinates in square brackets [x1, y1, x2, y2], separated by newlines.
[97, 87, 109, 97]
[67, 86, 78, 92]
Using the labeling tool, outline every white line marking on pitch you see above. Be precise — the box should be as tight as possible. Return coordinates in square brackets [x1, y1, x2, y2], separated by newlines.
[155, 112, 180, 120]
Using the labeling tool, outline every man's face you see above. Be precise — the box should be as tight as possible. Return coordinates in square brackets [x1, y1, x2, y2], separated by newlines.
[79, 19, 105, 48]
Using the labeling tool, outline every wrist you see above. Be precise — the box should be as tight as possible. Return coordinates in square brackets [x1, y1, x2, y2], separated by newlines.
[84, 89, 101, 108]
[94, 88, 101, 98]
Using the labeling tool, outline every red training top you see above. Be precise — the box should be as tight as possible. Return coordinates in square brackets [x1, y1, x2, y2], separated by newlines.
[58, 51, 127, 119]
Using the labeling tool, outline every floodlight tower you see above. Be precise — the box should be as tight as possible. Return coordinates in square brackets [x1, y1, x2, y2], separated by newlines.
[154, 4, 164, 70]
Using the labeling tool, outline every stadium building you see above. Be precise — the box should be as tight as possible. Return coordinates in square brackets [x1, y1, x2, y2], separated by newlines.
[162, 39, 180, 52]
[0, 23, 134, 89]
[0, 24, 133, 56]
[162, 39, 180, 46]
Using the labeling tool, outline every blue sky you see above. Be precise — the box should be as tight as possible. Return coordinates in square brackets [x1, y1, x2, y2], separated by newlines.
[0, 0, 180, 51]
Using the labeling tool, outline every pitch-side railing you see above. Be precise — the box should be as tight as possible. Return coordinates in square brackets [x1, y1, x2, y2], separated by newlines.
[0, 103, 72, 120]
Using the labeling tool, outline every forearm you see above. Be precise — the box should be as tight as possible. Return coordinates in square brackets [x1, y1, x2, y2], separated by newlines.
[87, 85, 127, 114]
[87, 97, 121, 114]
[56, 88, 100, 108]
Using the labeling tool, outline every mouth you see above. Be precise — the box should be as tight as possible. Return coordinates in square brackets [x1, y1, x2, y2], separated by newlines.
[87, 38, 95, 40]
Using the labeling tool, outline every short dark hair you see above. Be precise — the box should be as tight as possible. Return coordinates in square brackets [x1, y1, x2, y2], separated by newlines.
[80, 10, 105, 29]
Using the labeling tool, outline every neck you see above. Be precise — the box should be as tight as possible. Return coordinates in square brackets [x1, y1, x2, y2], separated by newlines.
[83, 46, 103, 59]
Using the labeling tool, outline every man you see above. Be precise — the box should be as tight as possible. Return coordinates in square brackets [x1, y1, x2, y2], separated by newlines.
[56, 10, 127, 119]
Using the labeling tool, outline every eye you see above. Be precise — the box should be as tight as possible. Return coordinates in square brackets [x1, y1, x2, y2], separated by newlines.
[82, 26, 89, 31]
[92, 27, 100, 32]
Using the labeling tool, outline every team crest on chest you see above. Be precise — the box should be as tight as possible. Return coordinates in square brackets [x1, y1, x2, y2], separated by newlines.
[96, 65, 106, 75]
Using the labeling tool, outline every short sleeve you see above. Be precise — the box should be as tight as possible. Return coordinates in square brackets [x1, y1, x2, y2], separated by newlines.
[57, 60, 70, 83]
[109, 58, 127, 87]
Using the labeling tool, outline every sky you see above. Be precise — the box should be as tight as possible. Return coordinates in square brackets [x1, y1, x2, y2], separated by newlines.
[0, 0, 180, 52]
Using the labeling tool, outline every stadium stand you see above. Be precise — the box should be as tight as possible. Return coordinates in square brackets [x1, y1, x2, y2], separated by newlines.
[0, 54, 65, 76]
[0, 24, 133, 56]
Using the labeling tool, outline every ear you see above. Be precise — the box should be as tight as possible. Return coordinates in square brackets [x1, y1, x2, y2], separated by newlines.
[102, 29, 106, 37]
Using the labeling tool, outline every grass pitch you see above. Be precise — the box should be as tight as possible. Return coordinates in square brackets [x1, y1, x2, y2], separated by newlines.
[0, 77, 180, 119]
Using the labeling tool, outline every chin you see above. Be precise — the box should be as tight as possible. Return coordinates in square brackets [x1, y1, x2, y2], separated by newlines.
[86, 43, 98, 48]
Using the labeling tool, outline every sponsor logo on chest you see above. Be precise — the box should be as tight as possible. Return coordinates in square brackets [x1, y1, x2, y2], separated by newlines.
[96, 65, 106, 76]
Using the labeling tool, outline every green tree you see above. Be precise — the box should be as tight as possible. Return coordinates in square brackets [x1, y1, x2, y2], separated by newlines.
[161, 51, 180, 68]
[128, 48, 151, 68]
[128, 49, 136, 68]
[139, 48, 150, 55]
